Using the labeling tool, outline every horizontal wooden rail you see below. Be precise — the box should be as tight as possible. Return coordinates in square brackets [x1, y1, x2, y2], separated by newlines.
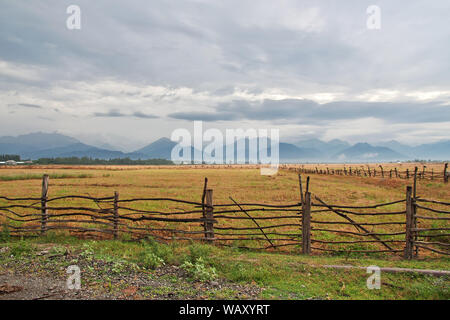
[416, 198, 450, 206]
[415, 204, 450, 214]
[311, 246, 402, 254]
[311, 228, 406, 237]
[311, 220, 405, 226]
[311, 239, 404, 244]
[311, 199, 405, 209]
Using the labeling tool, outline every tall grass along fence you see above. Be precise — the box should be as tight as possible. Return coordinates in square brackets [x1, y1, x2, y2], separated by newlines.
[0, 174, 448, 259]
[292, 163, 449, 183]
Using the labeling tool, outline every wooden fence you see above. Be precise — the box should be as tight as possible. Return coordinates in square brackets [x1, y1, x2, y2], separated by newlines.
[0, 174, 448, 259]
[292, 163, 449, 183]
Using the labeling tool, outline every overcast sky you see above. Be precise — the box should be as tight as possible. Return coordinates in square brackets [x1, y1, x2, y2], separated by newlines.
[0, 0, 449, 151]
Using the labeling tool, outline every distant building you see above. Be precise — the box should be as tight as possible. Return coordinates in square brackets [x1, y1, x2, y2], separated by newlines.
[5, 160, 17, 165]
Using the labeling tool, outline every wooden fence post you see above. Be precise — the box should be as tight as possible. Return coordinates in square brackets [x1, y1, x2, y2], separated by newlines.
[302, 192, 311, 254]
[306, 176, 310, 194]
[444, 163, 448, 183]
[298, 174, 304, 206]
[413, 167, 419, 257]
[404, 186, 414, 259]
[41, 174, 49, 234]
[113, 191, 119, 240]
[204, 189, 214, 242]
[413, 167, 418, 197]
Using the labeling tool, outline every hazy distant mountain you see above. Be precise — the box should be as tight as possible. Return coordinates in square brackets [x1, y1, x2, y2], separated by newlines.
[334, 143, 406, 161]
[0, 142, 37, 155]
[92, 142, 121, 152]
[0, 133, 143, 160]
[22, 143, 131, 160]
[377, 140, 450, 160]
[294, 138, 349, 158]
[376, 140, 415, 157]
[0, 132, 79, 150]
[279, 143, 323, 162]
[136, 137, 178, 159]
[133, 137, 324, 162]
[139, 138, 324, 163]
[212, 139, 323, 163]
[413, 140, 450, 160]
[0, 132, 80, 156]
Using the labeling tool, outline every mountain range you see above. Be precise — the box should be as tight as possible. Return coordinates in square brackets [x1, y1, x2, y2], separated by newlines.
[0, 132, 449, 162]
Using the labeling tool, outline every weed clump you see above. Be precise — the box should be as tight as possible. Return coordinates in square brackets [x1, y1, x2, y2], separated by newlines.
[181, 257, 217, 281]
[9, 240, 34, 257]
[140, 252, 165, 269]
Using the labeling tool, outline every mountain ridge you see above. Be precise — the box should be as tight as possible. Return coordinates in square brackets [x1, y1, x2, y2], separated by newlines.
[0, 132, 449, 162]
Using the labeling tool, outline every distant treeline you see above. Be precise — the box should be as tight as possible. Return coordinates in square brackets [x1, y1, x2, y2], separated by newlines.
[35, 157, 174, 165]
[0, 154, 21, 161]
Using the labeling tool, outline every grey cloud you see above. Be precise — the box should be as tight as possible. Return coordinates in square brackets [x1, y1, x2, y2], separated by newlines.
[8, 103, 43, 109]
[132, 111, 158, 119]
[211, 86, 236, 96]
[37, 116, 54, 121]
[210, 99, 450, 124]
[19, 103, 42, 109]
[1, 1, 449, 91]
[94, 110, 126, 118]
[94, 109, 158, 119]
[168, 111, 238, 122]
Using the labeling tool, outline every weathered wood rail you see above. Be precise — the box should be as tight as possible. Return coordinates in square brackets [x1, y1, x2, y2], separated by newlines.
[0, 174, 448, 259]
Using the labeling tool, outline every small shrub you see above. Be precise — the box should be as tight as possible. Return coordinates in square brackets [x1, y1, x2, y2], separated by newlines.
[181, 257, 217, 281]
[141, 252, 165, 270]
[187, 243, 212, 264]
[140, 237, 176, 264]
[79, 242, 95, 260]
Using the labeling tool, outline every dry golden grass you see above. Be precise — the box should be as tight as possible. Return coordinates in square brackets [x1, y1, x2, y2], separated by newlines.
[2, 164, 448, 205]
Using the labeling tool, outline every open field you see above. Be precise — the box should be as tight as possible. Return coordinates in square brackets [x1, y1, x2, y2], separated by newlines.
[0, 165, 449, 300]
[0, 163, 448, 205]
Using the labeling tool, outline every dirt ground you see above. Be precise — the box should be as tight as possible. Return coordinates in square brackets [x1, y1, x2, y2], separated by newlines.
[0, 245, 261, 300]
